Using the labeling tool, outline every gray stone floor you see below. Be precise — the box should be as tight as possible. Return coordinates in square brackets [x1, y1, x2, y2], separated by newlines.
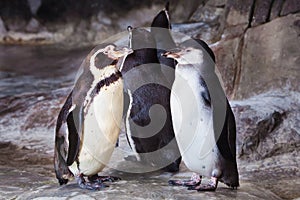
[0, 136, 287, 200]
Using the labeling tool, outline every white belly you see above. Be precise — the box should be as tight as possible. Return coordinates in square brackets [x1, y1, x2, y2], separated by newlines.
[69, 79, 123, 176]
[171, 69, 217, 177]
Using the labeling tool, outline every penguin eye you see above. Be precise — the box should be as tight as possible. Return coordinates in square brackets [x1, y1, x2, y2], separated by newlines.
[186, 49, 191, 53]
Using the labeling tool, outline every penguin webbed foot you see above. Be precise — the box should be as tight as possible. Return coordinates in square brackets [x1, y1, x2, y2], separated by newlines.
[88, 174, 121, 183]
[76, 174, 107, 190]
[188, 177, 218, 192]
[169, 173, 202, 186]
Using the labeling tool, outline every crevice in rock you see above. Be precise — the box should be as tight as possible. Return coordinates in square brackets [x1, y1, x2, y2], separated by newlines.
[231, 35, 244, 99]
[277, 0, 284, 17]
[266, 0, 276, 22]
[247, 0, 256, 28]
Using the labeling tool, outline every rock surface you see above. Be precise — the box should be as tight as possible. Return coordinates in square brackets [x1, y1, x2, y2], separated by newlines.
[236, 14, 300, 99]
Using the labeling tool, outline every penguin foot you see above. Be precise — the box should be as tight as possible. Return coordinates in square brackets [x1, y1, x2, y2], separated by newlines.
[188, 177, 218, 192]
[168, 173, 202, 186]
[76, 174, 107, 190]
[88, 174, 121, 183]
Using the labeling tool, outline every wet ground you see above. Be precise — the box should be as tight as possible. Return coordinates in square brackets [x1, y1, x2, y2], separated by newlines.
[0, 44, 299, 200]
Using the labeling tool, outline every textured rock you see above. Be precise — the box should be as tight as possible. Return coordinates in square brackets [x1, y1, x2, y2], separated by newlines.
[269, 0, 284, 20]
[0, 0, 31, 31]
[232, 90, 300, 161]
[170, 0, 205, 23]
[236, 13, 300, 99]
[232, 90, 300, 200]
[251, 0, 273, 26]
[211, 37, 242, 98]
[225, 0, 254, 26]
[27, 0, 42, 15]
[281, 0, 300, 16]
[25, 18, 42, 33]
[189, 1, 226, 42]
[0, 17, 7, 36]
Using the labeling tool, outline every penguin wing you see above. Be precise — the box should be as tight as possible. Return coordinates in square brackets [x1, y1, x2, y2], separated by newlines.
[55, 92, 83, 166]
[226, 102, 237, 162]
[150, 2, 176, 50]
[215, 100, 236, 163]
[65, 105, 83, 165]
[54, 92, 74, 184]
[203, 72, 236, 162]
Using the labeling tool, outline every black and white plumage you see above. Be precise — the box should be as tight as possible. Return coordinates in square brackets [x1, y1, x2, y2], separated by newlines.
[122, 26, 181, 172]
[165, 39, 239, 191]
[151, 2, 177, 86]
[54, 44, 133, 190]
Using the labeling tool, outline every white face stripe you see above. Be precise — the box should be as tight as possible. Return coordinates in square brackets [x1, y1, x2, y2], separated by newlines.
[84, 45, 118, 110]
[89, 45, 115, 74]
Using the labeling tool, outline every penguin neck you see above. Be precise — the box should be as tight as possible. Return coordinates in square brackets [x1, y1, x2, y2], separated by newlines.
[175, 64, 201, 86]
[90, 65, 118, 81]
[176, 63, 214, 78]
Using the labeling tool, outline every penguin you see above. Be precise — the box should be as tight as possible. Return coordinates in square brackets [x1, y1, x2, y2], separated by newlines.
[150, 1, 177, 86]
[164, 38, 239, 191]
[54, 44, 133, 190]
[121, 27, 181, 172]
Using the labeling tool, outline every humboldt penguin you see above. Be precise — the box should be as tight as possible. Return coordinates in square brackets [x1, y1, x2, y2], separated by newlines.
[122, 27, 181, 172]
[54, 44, 133, 190]
[164, 39, 239, 191]
[150, 1, 177, 85]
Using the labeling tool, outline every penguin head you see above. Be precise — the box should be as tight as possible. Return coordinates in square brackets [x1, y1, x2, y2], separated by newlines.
[180, 39, 216, 63]
[164, 47, 204, 65]
[102, 45, 133, 60]
[89, 44, 133, 71]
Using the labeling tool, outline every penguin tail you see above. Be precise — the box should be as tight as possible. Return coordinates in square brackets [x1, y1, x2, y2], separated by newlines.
[219, 166, 240, 189]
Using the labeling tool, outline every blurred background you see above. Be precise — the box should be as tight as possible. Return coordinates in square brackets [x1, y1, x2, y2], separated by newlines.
[0, 0, 299, 199]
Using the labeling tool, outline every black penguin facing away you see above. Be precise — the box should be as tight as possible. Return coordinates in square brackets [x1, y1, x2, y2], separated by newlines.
[122, 27, 181, 172]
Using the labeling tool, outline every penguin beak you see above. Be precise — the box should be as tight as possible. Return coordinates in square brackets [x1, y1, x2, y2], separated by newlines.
[163, 48, 182, 59]
[111, 47, 133, 59]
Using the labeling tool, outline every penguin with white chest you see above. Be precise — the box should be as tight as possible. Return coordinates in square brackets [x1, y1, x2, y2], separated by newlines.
[54, 44, 133, 190]
[164, 39, 239, 191]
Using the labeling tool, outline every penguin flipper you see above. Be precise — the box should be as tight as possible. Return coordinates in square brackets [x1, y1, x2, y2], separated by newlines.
[216, 101, 236, 163]
[65, 105, 83, 166]
[226, 101, 237, 162]
[150, 2, 176, 50]
[151, 4, 170, 29]
[54, 93, 74, 184]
